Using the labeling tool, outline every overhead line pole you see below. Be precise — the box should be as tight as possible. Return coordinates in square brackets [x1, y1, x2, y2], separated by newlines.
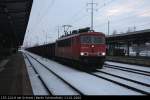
[87, 0, 98, 31]
[91, 0, 94, 31]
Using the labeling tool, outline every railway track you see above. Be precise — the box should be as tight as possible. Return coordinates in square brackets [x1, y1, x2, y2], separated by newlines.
[23, 51, 150, 95]
[87, 72, 150, 95]
[103, 64, 150, 77]
[24, 54, 52, 95]
[96, 69, 150, 87]
[24, 53, 83, 95]
[85, 71, 150, 95]
[95, 69, 150, 93]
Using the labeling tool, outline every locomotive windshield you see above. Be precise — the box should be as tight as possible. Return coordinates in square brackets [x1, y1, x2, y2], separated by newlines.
[80, 35, 105, 44]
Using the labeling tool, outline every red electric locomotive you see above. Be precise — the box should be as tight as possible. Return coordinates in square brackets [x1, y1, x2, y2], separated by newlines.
[55, 27, 106, 68]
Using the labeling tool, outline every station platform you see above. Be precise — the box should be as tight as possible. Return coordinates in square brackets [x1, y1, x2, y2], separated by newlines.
[0, 52, 33, 95]
[106, 56, 150, 67]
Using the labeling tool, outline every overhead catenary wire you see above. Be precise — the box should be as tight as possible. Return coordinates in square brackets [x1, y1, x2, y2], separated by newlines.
[95, 10, 150, 28]
[53, 0, 116, 33]
[66, 5, 87, 25]
[27, 0, 150, 46]
[66, 0, 116, 29]
[110, 22, 150, 34]
[93, 0, 150, 31]
[32, 0, 55, 33]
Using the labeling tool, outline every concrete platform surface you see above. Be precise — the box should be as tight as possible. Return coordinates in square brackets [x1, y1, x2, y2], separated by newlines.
[0, 52, 33, 95]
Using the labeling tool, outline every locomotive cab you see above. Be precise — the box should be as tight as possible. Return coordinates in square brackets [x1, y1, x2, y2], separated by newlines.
[79, 32, 106, 68]
[55, 27, 106, 69]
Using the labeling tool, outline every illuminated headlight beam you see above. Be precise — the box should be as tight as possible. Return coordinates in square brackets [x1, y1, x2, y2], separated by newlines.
[102, 52, 106, 56]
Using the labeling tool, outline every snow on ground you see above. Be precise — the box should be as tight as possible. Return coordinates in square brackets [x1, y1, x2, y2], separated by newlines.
[94, 72, 150, 93]
[26, 54, 79, 95]
[23, 55, 49, 95]
[99, 67, 150, 85]
[105, 61, 150, 72]
[24, 51, 142, 95]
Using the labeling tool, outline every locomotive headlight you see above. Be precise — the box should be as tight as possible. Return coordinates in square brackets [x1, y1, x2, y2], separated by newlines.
[102, 52, 106, 56]
[80, 52, 88, 56]
[92, 45, 95, 48]
[80, 52, 84, 56]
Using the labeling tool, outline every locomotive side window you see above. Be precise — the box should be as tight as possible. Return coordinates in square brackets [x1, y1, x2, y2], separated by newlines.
[80, 35, 105, 44]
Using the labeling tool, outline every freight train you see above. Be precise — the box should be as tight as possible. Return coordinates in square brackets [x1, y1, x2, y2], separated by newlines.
[27, 27, 106, 69]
